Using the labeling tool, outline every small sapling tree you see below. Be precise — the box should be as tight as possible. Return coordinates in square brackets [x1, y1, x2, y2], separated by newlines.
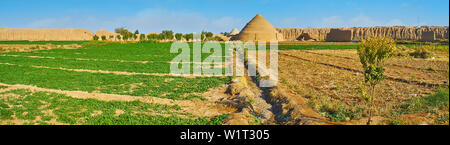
[357, 37, 396, 125]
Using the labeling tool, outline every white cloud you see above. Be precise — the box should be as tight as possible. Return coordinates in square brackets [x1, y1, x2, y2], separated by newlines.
[350, 14, 377, 26]
[275, 17, 299, 28]
[321, 16, 344, 27]
[211, 17, 243, 31]
[26, 8, 244, 33]
[386, 19, 403, 26]
[28, 17, 71, 28]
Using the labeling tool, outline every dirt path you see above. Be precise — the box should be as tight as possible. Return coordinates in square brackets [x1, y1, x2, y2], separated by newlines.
[0, 44, 81, 52]
[0, 82, 234, 117]
[0, 62, 224, 78]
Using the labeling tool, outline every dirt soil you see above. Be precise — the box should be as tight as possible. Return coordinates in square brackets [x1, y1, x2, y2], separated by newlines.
[0, 44, 81, 52]
[277, 49, 449, 124]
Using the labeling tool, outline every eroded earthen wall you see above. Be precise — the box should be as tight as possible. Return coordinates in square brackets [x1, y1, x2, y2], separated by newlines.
[277, 26, 449, 41]
[0, 28, 94, 41]
[325, 29, 353, 42]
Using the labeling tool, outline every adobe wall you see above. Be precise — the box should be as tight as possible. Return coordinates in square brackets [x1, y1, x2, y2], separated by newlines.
[325, 29, 353, 42]
[0, 28, 94, 41]
[277, 26, 449, 41]
[421, 31, 435, 42]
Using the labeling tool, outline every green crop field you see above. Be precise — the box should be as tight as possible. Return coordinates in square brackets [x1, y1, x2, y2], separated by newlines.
[0, 42, 231, 125]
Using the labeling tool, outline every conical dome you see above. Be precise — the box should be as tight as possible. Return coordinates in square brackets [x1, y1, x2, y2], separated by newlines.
[230, 28, 239, 35]
[237, 14, 281, 41]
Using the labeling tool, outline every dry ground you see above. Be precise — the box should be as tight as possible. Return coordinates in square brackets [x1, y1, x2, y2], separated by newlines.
[277, 49, 449, 124]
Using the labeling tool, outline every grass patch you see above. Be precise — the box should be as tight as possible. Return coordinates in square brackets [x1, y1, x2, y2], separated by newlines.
[308, 94, 364, 122]
[0, 64, 230, 100]
[0, 89, 227, 125]
[434, 113, 449, 124]
[393, 89, 449, 116]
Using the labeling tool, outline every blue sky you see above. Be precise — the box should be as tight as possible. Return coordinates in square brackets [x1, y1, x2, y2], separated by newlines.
[0, 0, 448, 33]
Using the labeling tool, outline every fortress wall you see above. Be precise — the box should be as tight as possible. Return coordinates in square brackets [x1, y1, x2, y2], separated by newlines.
[421, 31, 435, 42]
[326, 29, 353, 42]
[0, 28, 94, 41]
[277, 26, 449, 41]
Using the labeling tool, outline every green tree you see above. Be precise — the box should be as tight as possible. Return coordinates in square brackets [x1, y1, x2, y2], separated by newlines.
[161, 30, 174, 40]
[109, 35, 114, 40]
[116, 35, 121, 41]
[221, 32, 230, 36]
[357, 37, 396, 125]
[115, 27, 130, 36]
[93, 35, 99, 41]
[184, 33, 193, 41]
[134, 30, 140, 35]
[140, 34, 146, 40]
[101, 35, 107, 41]
[213, 36, 224, 41]
[175, 33, 183, 41]
[205, 32, 213, 38]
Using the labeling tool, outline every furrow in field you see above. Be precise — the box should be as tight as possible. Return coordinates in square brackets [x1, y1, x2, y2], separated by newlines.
[302, 50, 449, 72]
[1, 54, 229, 65]
[0, 62, 225, 77]
[277, 53, 436, 107]
[279, 51, 447, 88]
[0, 82, 232, 117]
[0, 63, 230, 100]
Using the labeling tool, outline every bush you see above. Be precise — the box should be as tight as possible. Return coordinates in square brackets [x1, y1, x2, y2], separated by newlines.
[161, 30, 174, 40]
[213, 36, 224, 41]
[115, 27, 130, 36]
[409, 45, 435, 58]
[175, 33, 183, 41]
[101, 35, 107, 41]
[93, 35, 99, 41]
[184, 33, 193, 41]
[139, 34, 146, 40]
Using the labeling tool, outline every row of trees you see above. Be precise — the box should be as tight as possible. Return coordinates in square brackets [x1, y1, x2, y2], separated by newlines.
[93, 27, 224, 41]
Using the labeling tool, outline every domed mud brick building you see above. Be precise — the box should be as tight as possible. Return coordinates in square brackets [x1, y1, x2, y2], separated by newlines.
[237, 14, 283, 41]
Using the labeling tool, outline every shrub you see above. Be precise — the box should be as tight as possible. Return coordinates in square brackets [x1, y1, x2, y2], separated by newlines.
[116, 35, 121, 41]
[409, 45, 434, 58]
[161, 30, 174, 40]
[101, 35, 107, 41]
[184, 33, 193, 41]
[357, 37, 396, 125]
[115, 27, 130, 36]
[139, 34, 146, 40]
[175, 33, 183, 41]
[213, 36, 224, 41]
[93, 35, 99, 41]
